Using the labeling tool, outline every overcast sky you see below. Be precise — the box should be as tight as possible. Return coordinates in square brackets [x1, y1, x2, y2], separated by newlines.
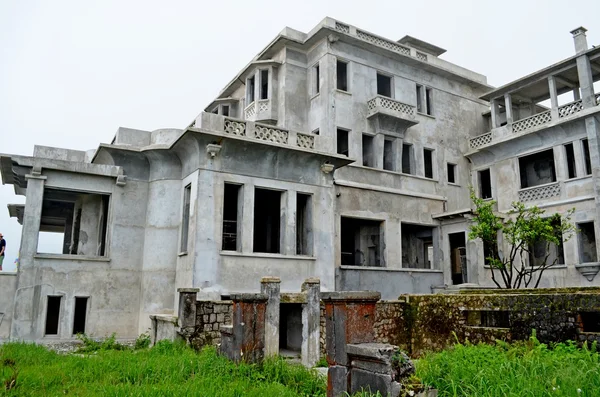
[1, 0, 599, 271]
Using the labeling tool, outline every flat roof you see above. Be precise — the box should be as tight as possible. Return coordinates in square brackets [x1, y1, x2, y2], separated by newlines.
[397, 35, 446, 56]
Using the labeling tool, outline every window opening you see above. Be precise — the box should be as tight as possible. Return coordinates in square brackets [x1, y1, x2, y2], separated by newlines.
[424, 148, 434, 179]
[447, 163, 456, 184]
[565, 143, 577, 179]
[337, 129, 349, 156]
[582, 139, 592, 176]
[425, 87, 433, 115]
[72, 297, 88, 335]
[222, 105, 230, 117]
[449, 232, 467, 284]
[383, 139, 395, 171]
[279, 303, 302, 353]
[341, 217, 384, 267]
[260, 70, 269, 100]
[401, 223, 435, 269]
[313, 64, 320, 94]
[362, 134, 374, 167]
[519, 149, 556, 189]
[296, 193, 312, 256]
[479, 169, 492, 199]
[253, 188, 282, 253]
[222, 184, 242, 251]
[45, 296, 61, 336]
[377, 73, 392, 97]
[578, 222, 598, 263]
[336, 60, 348, 91]
[579, 312, 600, 332]
[181, 184, 191, 253]
[529, 217, 564, 267]
[402, 144, 414, 174]
[416, 85, 423, 113]
[246, 75, 255, 104]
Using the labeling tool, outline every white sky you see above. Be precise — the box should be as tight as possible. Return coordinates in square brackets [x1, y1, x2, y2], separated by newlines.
[1, 0, 599, 271]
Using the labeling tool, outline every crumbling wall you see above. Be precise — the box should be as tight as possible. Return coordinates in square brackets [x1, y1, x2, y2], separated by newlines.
[373, 288, 600, 357]
[190, 300, 232, 349]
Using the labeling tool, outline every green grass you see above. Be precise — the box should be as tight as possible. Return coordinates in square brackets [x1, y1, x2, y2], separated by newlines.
[0, 340, 326, 396]
[416, 336, 600, 397]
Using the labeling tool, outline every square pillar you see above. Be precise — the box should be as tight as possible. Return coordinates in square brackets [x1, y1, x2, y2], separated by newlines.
[301, 278, 321, 367]
[20, 172, 47, 260]
[504, 93, 514, 125]
[548, 76, 559, 120]
[283, 191, 296, 255]
[490, 98, 500, 129]
[241, 183, 255, 253]
[373, 134, 385, 170]
[260, 277, 281, 357]
[177, 288, 199, 339]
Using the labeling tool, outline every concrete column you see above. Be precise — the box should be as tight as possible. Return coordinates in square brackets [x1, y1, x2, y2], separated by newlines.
[177, 288, 199, 338]
[553, 145, 567, 182]
[548, 76, 559, 120]
[574, 87, 581, 101]
[571, 28, 595, 109]
[504, 93, 514, 125]
[393, 137, 403, 173]
[583, 117, 600, 261]
[241, 183, 255, 253]
[373, 134, 385, 169]
[490, 98, 500, 129]
[260, 277, 281, 357]
[20, 172, 46, 259]
[283, 191, 296, 255]
[301, 278, 320, 367]
[62, 210, 73, 255]
[574, 139, 586, 178]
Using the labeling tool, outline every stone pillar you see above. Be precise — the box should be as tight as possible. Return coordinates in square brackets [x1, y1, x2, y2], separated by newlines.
[504, 93, 513, 125]
[548, 76, 559, 120]
[20, 171, 46, 259]
[321, 291, 381, 397]
[177, 288, 199, 339]
[583, 117, 600, 261]
[260, 276, 281, 357]
[241, 183, 255, 253]
[373, 134, 385, 169]
[301, 278, 321, 367]
[570, 28, 595, 109]
[224, 293, 268, 363]
[284, 192, 296, 255]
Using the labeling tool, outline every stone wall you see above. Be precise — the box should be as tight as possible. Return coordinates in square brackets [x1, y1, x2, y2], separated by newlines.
[190, 300, 232, 349]
[373, 287, 600, 357]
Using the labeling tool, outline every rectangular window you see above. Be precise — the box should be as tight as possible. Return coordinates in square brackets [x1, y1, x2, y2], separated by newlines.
[401, 223, 435, 269]
[260, 70, 269, 100]
[425, 88, 433, 115]
[424, 148, 434, 179]
[565, 143, 577, 179]
[519, 149, 556, 188]
[211, 107, 218, 114]
[362, 134, 374, 167]
[72, 297, 88, 335]
[478, 169, 492, 199]
[529, 218, 565, 267]
[341, 217, 384, 267]
[180, 184, 191, 253]
[447, 163, 456, 184]
[45, 296, 62, 336]
[313, 64, 320, 94]
[402, 144, 414, 174]
[483, 238, 498, 267]
[383, 139, 395, 171]
[312, 129, 319, 135]
[296, 193, 312, 256]
[222, 183, 242, 251]
[582, 138, 592, 176]
[465, 310, 509, 328]
[377, 73, 392, 98]
[246, 75, 255, 104]
[253, 188, 282, 254]
[578, 222, 598, 263]
[336, 60, 348, 91]
[337, 128, 349, 156]
[37, 189, 109, 256]
[416, 85, 423, 113]
[222, 105, 230, 117]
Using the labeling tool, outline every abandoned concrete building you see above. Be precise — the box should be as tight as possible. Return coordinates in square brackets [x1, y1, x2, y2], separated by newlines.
[1, 18, 600, 342]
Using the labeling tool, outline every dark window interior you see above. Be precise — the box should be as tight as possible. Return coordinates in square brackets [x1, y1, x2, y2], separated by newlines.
[260, 70, 269, 100]
[383, 140, 394, 171]
[253, 188, 281, 253]
[222, 184, 241, 251]
[416, 85, 423, 113]
[341, 217, 383, 267]
[582, 139, 592, 176]
[465, 310, 510, 328]
[247, 76, 255, 104]
[296, 193, 312, 256]
[519, 149, 556, 189]
[222, 105, 230, 117]
[578, 222, 598, 263]
[447, 163, 456, 184]
[280, 303, 302, 352]
[362, 135, 374, 167]
[337, 129, 349, 156]
[45, 296, 61, 335]
[580, 312, 600, 332]
[402, 144, 413, 174]
[337, 60, 348, 91]
[181, 184, 191, 252]
[479, 169, 492, 199]
[314, 65, 320, 94]
[565, 143, 577, 179]
[425, 88, 433, 115]
[424, 149, 434, 179]
[377, 73, 392, 97]
[72, 297, 88, 335]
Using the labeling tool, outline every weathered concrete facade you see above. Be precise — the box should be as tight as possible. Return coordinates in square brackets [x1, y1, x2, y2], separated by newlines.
[1, 18, 600, 341]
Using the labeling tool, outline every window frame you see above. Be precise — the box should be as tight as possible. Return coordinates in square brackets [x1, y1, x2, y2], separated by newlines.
[336, 58, 350, 93]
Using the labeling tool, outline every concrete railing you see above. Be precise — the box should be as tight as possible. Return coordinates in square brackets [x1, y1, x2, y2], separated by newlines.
[518, 181, 561, 202]
[558, 99, 584, 118]
[512, 110, 552, 134]
[469, 132, 493, 149]
[367, 96, 416, 119]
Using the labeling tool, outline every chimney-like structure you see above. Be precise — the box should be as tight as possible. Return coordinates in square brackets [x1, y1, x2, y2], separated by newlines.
[570, 26, 588, 54]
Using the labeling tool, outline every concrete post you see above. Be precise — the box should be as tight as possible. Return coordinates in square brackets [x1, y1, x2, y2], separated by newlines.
[284, 192, 296, 255]
[504, 93, 513, 125]
[241, 183, 255, 253]
[548, 76, 559, 120]
[574, 87, 581, 101]
[490, 98, 500, 129]
[583, 117, 600, 261]
[260, 276, 281, 357]
[301, 278, 320, 367]
[574, 139, 586, 178]
[20, 172, 46, 260]
[570, 28, 595, 109]
[321, 291, 381, 397]
[373, 134, 385, 170]
[177, 288, 199, 339]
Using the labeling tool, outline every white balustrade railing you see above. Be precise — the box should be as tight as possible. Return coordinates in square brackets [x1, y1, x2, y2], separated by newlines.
[469, 132, 492, 149]
[512, 110, 552, 133]
[224, 118, 246, 136]
[558, 99, 583, 118]
[518, 182, 561, 202]
[367, 96, 415, 118]
[296, 133, 315, 149]
[254, 124, 289, 144]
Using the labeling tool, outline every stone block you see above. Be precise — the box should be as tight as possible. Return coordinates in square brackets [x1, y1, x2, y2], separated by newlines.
[217, 313, 225, 322]
[327, 365, 348, 397]
[210, 314, 216, 323]
[350, 368, 397, 397]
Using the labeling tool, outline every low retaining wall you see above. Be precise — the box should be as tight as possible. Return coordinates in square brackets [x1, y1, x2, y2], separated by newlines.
[190, 300, 232, 349]
[0, 272, 17, 340]
[374, 287, 600, 357]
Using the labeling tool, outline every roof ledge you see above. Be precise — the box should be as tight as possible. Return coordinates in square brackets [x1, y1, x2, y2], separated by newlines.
[397, 35, 446, 56]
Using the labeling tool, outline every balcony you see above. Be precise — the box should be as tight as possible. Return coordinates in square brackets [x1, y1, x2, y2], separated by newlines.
[244, 99, 276, 123]
[367, 96, 418, 136]
[518, 181, 561, 202]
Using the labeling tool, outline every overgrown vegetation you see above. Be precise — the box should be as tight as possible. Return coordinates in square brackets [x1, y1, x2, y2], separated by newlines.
[417, 334, 600, 396]
[0, 340, 326, 396]
[469, 190, 575, 288]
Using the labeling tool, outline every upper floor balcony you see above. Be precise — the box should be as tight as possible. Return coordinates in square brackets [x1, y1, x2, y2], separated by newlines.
[469, 28, 600, 151]
[367, 95, 418, 136]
